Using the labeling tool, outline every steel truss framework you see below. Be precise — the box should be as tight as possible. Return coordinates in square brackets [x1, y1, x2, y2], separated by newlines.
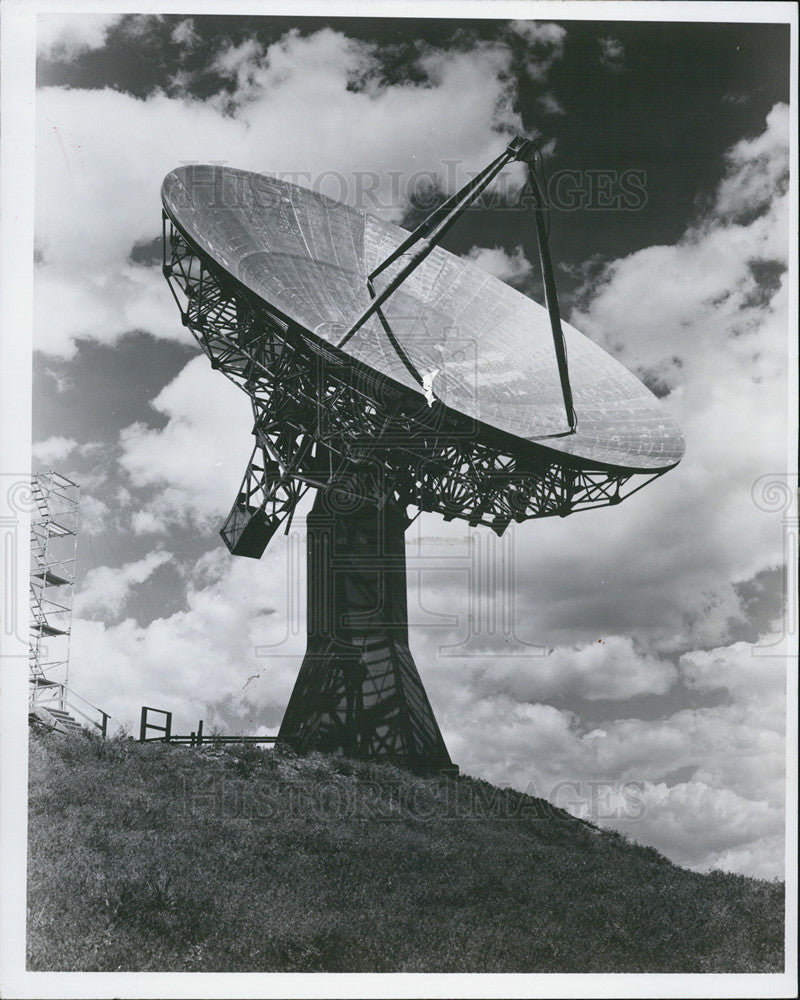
[29, 472, 79, 704]
[163, 218, 660, 548]
[163, 213, 667, 771]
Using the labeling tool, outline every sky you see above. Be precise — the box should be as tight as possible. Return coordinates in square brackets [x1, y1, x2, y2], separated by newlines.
[27, 10, 795, 880]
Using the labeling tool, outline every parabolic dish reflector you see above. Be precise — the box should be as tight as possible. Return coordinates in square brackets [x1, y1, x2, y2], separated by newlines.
[162, 165, 684, 474]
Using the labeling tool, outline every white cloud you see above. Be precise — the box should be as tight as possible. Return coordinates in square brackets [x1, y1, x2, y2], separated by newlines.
[680, 640, 786, 725]
[117, 356, 253, 531]
[32, 435, 77, 465]
[698, 834, 785, 881]
[422, 632, 786, 876]
[586, 703, 783, 807]
[714, 103, 790, 220]
[35, 28, 525, 359]
[35, 85, 243, 358]
[453, 635, 677, 704]
[131, 509, 167, 536]
[79, 494, 110, 536]
[462, 244, 533, 288]
[35, 262, 179, 358]
[401, 105, 791, 878]
[554, 102, 792, 653]
[613, 781, 784, 879]
[210, 36, 267, 97]
[70, 539, 307, 733]
[507, 21, 566, 80]
[75, 550, 173, 616]
[571, 103, 790, 379]
[170, 18, 200, 50]
[37, 13, 122, 60]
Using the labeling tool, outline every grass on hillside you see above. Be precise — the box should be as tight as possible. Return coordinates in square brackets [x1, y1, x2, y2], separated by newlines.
[27, 726, 784, 973]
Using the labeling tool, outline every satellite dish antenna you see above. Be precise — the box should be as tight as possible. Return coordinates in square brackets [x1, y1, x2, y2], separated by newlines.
[161, 136, 684, 774]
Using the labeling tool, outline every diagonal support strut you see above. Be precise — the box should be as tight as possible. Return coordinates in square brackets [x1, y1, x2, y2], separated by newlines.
[336, 134, 576, 432]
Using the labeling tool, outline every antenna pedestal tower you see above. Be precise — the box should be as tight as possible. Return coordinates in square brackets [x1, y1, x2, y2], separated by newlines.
[278, 490, 457, 774]
[161, 153, 684, 773]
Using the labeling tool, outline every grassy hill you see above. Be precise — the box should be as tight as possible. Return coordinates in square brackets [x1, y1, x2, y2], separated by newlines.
[27, 726, 784, 973]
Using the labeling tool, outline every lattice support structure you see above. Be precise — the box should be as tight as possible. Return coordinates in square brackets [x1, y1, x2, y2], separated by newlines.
[278, 491, 456, 773]
[162, 214, 666, 771]
[163, 218, 660, 539]
[29, 472, 79, 710]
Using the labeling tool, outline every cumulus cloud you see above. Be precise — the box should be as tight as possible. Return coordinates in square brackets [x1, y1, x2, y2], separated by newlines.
[131, 509, 168, 536]
[75, 550, 173, 616]
[419, 630, 786, 876]
[462, 244, 533, 288]
[402, 105, 790, 877]
[506, 20, 567, 80]
[70, 539, 308, 732]
[170, 17, 200, 51]
[117, 356, 253, 532]
[552, 102, 792, 654]
[482, 636, 678, 702]
[37, 13, 122, 60]
[699, 834, 785, 880]
[35, 85, 242, 358]
[713, 103, 790, 221]
[611, 781, 783, 879]
[680, 640, 786, 721]
[35, 28, 526, 359]
[210, 36, 266, 97]
[79, 494, 111, 536]
[32, 435, 77, 465]
[571, 103, 789, 380]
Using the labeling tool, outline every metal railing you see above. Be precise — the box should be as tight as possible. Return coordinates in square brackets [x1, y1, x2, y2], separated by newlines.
[31, 682, 110, 737]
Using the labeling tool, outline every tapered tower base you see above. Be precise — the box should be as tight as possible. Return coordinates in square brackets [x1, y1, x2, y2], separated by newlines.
[278, 491, 456, 774]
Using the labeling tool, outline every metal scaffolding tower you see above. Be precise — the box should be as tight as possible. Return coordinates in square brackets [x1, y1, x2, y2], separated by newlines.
[28, 472, 109, 735]
[29, 472, 79, 690]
